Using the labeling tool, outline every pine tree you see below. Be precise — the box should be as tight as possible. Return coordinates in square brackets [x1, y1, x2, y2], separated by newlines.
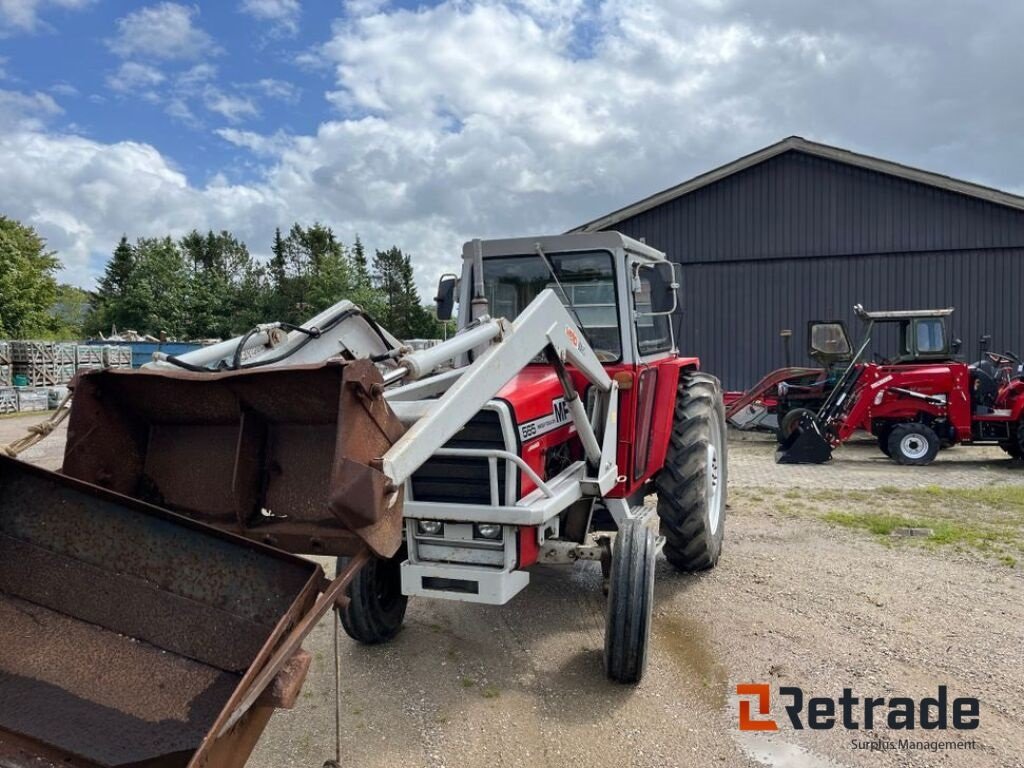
[352, 235, 370, 288]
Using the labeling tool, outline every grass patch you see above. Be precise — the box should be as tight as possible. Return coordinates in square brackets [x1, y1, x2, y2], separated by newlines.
[459, 676, 476, 688]
[481, 685, 500, 699]
[782, 484, 1024, 567]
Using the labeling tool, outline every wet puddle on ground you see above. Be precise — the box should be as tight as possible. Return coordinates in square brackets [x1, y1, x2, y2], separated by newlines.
[653, 614, 729, 709]
[654, 616, 849, 768]
[733, 731, 848, 768]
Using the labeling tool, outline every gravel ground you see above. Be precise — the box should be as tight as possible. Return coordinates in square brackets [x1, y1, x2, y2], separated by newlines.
[2, 414, 1022, 767]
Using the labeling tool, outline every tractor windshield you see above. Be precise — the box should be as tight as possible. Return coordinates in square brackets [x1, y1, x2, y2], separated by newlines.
[481, 250, 620, 361]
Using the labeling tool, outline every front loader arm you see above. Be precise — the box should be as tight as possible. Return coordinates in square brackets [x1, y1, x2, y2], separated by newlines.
[381, 289, 613, 487]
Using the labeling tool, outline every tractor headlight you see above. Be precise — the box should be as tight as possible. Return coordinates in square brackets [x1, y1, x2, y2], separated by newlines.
[418, 520, 443, 535]
[475, 523, 502, 540]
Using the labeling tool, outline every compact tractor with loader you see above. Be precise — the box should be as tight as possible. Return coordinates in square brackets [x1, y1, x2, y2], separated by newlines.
[777, 304, 1024, 465]
[0, 232, 727, 766]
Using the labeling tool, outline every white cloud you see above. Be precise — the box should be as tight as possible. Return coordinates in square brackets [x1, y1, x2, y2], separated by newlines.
[202, 86, 259, 123]
[239, 0, 299, 35]
[0, 88, 62, 131]
[0, 0, 91, 35]
[106, 61, 165, 93]
[252, 78, 300, 103]
[108, 3, 219, 61]
[49, 82, 79, 96]
[216, 127, 291, 156]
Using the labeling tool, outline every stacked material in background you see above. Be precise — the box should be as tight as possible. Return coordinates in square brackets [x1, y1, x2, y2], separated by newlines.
[102, 345, 133, 369]
[11, 342, 77, 386]
[0, 388, 16, 414]
[75, 345, 105, 372]
[0, 341, 10, 387]
[16, 389, 49, 413]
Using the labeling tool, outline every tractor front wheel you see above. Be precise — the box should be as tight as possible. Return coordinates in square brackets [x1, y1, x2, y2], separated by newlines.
[777, 407, 815, 444]
[604, 518, 656, 684]
[339, 548, 408, 644]
[655, 371, 727, 571]
[888, 423, 940, 466]
[876, 424, 893, 457]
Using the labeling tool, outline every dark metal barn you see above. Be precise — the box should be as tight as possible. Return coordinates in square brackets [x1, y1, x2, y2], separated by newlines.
[572, 137, 1024, 390]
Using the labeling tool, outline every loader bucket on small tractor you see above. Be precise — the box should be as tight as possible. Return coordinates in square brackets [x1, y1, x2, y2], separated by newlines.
[775, 411, 833, 464]
[61, 358, 407, 559]
[0, 454, 323, 767]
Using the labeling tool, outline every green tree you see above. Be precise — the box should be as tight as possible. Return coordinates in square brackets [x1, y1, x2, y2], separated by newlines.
[180, 230, 267, 338]
[0, 216, 61, 337]
[85, 236, 139, 336]
[267, 223, 358, 324]
[372, 246, 437, 339]
[49, 284, 91, 339]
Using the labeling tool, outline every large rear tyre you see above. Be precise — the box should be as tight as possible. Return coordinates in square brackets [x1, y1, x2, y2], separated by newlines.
[888, 423, 940, 466]
[339, 548, 408, 644]
[1001, 421, 1024, 459]
[604, 518, 656, 684]
[655, 371, 727, 571]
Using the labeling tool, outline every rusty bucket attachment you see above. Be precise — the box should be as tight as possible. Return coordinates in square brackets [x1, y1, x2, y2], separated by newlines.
[61, 359, 406, 559]
[775, 412, 833, 464]
[0, 455, 324, 767]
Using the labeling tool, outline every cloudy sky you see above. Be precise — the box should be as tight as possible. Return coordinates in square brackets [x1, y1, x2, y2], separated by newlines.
[1, 0, 1022, 295]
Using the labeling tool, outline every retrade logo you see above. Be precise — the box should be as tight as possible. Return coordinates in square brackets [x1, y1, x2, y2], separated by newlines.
[736, 684, 979, 732]
[737, 684, 778, 731]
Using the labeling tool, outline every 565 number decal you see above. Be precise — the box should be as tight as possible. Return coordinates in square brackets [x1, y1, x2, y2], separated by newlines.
[519, 398, 570, 441]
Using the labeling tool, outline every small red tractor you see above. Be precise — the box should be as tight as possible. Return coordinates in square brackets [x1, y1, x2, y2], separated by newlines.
[777, 305, 1024, 465]
[55, 231, 727, 688]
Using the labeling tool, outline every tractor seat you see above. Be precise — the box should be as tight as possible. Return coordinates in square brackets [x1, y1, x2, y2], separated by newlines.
[970, 364, 999, 408]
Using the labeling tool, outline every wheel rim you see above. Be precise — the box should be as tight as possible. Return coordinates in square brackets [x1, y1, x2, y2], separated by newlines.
[706, 443, 722, 534]
[900, 433, 929, 460]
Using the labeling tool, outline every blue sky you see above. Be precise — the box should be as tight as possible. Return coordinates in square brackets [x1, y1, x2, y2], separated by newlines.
[2, 1, 1023, 295]
[2, 1, 390, 182]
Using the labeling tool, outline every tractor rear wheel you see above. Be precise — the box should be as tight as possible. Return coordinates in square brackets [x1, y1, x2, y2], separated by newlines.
[1001, 421, 1024, 459]
[604, 518, 656, 684]
[655, 371, 727, 571]
[888, 423, 940, 466]
[339, 548, 408, 644]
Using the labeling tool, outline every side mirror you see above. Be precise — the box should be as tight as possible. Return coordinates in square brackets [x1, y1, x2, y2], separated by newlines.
[952, 338, 962, 354]
[434, 274, 457, 321]
[635, 262, 678, 315]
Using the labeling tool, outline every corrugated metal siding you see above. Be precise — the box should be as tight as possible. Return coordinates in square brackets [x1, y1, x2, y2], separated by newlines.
[612, 150, 1024, 264]
[600, 148, 1024, 389]
[677, 249, 1024, 389]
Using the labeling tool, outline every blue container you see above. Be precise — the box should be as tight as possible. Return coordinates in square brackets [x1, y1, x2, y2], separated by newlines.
[85, 340, 203, 368]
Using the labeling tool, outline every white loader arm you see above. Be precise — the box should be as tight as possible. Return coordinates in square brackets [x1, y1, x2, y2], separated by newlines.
[381, 289, 614, 487]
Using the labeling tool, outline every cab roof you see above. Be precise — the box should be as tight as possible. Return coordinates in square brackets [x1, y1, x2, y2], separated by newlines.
[463, 232, 667, 263]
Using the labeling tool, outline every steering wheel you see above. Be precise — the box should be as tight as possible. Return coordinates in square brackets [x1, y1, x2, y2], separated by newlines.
[986, 351, 1020, 366]
[593, 349, 618, 362]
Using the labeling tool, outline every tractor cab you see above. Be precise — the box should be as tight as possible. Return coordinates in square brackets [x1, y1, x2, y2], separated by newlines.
[436, 232, 680, 366]
[807, 320, 853, 367]
[851, 305, 957, 365]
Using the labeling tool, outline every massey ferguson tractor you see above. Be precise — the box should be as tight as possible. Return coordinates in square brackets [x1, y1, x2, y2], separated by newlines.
[777, 305, 1024, 465]
[51, 232, 719, 673]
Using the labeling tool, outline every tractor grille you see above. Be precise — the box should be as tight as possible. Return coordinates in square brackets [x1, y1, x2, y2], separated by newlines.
[410, 409, 513, 504]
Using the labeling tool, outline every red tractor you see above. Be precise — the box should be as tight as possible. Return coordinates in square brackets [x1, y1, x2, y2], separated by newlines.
[57, 232, 728, 685]
[777, 305, 1024, 465]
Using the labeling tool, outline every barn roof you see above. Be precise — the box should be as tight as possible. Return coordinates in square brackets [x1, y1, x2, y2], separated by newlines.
[571, 136, 1024, 233]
